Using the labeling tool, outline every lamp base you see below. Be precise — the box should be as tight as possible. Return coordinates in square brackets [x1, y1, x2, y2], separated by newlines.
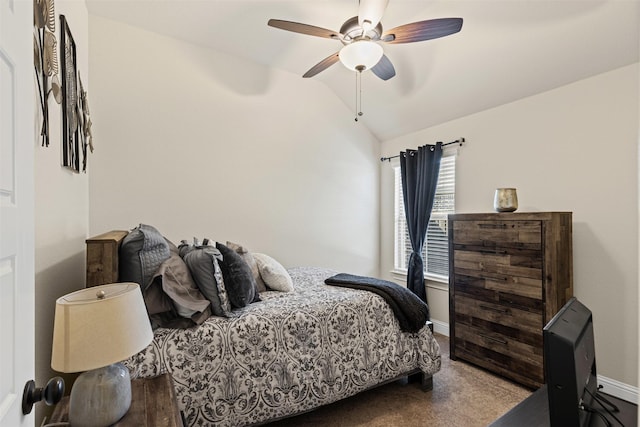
[69, 363, 132, 427]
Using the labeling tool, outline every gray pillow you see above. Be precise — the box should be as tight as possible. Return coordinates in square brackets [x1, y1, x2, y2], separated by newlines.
[144, 253, 211, 328]
[226, 241, 267, 293]
[119, 224, 171, 290]
[216, 242, 259, 308]
[154, 253, 210, 319]
[180, 241, 234, 318]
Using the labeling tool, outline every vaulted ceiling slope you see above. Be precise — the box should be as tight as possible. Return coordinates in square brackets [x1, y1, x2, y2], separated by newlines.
[86, 0, 639, 142]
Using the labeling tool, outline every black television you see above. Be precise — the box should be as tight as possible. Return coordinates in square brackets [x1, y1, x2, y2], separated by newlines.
[543, 297, 598, 427]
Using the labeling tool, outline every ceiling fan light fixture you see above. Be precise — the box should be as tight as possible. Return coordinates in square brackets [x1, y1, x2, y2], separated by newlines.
[339, 40, 383, 71]
[358, 0, 389, 31]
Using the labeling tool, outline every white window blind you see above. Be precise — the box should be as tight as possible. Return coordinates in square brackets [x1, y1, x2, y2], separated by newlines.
[394, 154, 456, 282]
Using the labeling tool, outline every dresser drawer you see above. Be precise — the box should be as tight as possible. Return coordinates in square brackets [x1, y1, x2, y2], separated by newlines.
[452, 220, 542, 250]
[453, 249, 542, 299]
[453, 323, 544, 387]
[453, 294, 543, 337]
[455, 322, 543, 364]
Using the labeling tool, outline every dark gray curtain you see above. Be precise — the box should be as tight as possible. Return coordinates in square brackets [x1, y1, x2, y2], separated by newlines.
[400, 143, 443, 306]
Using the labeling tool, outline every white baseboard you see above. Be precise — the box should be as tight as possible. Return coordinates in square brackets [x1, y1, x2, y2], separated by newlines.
[430, 320, 638, 404]
[430, 319, 449, 337]
[598, 375, 639, 404]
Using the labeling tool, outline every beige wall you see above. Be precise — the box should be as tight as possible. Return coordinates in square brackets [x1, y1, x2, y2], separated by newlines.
[87, 16, 381, 276]
[34, 1, 90, 425]
[380, 64, 639, 388]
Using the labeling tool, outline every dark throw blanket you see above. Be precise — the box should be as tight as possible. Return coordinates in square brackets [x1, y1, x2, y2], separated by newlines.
[325, 273, 429, 333]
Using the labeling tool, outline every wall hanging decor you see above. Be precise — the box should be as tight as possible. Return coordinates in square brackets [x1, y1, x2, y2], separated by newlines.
[77, 72, 94, 172]
[34, 0, 62, 147]
[60, 14, 80, 172]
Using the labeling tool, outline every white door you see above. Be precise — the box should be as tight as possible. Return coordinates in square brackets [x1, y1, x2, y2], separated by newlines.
[0, 0, 35, 426]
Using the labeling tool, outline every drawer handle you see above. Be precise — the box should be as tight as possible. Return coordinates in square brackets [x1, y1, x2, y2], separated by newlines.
[478, 223, 507, 229]
[479, 333, 508, 345]
[479, 304, 510, 315]
[479, 274, 508, 282]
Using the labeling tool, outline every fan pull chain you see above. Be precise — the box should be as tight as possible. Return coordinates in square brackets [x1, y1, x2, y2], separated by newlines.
[355, 66, 365, 122]
[354, 71, 359, 121]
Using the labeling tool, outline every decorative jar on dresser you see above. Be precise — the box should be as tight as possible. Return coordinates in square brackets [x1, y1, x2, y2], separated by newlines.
[448, 212, 573, 389]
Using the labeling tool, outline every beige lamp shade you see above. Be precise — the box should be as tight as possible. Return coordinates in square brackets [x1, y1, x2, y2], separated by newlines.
[51, 282, 153, 373]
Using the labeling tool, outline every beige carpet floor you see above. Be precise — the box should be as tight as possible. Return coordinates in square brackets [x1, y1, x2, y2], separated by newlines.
[265, 334, 532, 427]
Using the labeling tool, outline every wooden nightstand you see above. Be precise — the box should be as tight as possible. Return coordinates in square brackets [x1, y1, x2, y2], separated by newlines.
[49, 373, 183, 427]
[86, 230, 128, 287]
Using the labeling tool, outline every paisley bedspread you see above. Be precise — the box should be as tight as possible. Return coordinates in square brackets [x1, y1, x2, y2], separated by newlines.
[124, 267, 441, 426]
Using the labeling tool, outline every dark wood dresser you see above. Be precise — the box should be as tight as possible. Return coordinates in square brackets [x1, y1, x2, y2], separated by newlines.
[448, 212, 573, 389]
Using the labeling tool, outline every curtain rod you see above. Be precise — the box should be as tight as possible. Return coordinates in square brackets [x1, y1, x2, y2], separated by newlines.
[380, 138, 465, 162]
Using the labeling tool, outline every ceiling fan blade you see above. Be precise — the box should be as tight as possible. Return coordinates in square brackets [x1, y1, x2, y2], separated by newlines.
[358, 0, 389, 30]
[371, 54, 395, 80]
[381, 17, 463, 44]
[268, 19, 341, 40]
[303, 52, 340, 78]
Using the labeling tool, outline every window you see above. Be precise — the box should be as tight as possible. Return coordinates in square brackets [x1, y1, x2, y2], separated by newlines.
[394, 154, 456, 283]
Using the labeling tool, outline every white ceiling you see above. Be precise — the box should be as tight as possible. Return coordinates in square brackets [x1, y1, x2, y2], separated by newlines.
[85, 0, 640, 142]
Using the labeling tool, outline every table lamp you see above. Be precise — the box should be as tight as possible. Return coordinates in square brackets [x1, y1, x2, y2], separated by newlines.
[51, 282, 153, 427]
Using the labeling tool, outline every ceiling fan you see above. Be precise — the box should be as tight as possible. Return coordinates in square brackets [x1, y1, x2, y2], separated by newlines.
[267, 0, 463, 81]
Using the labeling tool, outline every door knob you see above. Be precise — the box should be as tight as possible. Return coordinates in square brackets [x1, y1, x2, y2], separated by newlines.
[22, 377, 65, 415]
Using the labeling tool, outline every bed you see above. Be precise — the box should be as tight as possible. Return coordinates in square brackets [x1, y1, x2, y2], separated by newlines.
[86, 227, 441, 427]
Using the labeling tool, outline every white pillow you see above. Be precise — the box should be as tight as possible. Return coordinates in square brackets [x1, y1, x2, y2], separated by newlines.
[252, 253, 293, 292]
